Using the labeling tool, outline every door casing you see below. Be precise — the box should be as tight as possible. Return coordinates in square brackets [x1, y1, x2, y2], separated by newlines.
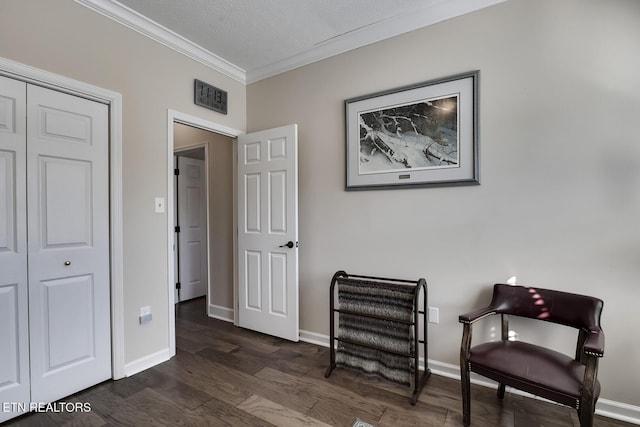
[0, 57, 125, 379]
[167, 110, 241, 355]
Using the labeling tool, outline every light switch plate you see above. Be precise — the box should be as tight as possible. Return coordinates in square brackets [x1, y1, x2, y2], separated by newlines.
[139, 306, 152, 324]
[155, 197, 165, 213]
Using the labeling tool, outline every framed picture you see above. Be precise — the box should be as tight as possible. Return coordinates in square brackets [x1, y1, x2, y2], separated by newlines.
[345, 70, 479, 190]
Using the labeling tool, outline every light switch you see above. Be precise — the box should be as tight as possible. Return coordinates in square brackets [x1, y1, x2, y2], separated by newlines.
[139, 305, 152, 324]
[155, 197, 165, 213]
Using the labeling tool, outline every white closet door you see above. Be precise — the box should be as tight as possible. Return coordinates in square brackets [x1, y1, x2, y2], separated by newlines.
[177, 156, 208, 302]
[0, 76, 29, 422]
[26, 85, 111, 403]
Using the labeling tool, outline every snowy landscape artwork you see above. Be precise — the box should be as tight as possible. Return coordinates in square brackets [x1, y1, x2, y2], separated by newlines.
[358, 95, 459, 174]
[345, 71, 479, 189]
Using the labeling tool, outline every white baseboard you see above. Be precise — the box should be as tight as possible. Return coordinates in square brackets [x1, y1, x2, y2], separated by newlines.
[596, 399, 640, 425]
[299, 329, 330, 347]
[300, 331, 640, 425]
[208, 304, 234, 322]
[123, 347, 173, 377]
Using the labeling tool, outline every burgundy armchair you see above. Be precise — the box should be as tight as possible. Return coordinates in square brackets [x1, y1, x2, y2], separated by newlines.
[459, 284, 604, 426]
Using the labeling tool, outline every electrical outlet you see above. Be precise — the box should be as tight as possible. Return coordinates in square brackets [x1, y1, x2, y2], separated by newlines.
[139, 305, 152, 324]
[428, 307, 439, 324]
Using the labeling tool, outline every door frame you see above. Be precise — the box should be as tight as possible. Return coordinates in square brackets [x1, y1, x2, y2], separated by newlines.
[173, 144, 210, 304]
[167, 110, 241, 354]
[0, 56, 126, 379]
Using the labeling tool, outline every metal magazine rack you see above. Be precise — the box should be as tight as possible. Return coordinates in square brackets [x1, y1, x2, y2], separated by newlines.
[324, 270, 431, 405]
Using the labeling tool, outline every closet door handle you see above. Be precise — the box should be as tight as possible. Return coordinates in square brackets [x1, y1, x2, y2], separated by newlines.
[64, 260, 71, 266]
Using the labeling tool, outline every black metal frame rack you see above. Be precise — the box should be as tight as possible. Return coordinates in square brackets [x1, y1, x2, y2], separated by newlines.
[324, 270, 431, 405]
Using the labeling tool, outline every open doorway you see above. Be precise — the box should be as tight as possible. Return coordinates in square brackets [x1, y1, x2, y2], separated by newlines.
[167, 112, 300, 350]
[172, 121, 236, 319]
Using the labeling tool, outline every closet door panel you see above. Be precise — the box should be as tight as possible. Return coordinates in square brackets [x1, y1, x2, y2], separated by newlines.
[0, 76, 29, 423]
[39, 275, 95, 370]
[38, 156, 92, 248]
[27, 84, 111, 404]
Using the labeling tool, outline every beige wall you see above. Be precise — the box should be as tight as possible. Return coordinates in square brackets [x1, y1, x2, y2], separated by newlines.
[247, 0, 640, 406]
[174, 123, 234, 310]
[0, 0, 245, 364]
[2, 0, 639, 411]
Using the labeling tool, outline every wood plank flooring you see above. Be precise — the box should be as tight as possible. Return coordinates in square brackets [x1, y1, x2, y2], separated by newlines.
[5, 297, 634, 426]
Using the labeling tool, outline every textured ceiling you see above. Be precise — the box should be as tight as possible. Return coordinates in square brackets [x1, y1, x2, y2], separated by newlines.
[105, 0, 506, 81]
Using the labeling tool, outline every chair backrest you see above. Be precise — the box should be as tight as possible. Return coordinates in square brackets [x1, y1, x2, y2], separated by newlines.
[489, 284, 603, 331]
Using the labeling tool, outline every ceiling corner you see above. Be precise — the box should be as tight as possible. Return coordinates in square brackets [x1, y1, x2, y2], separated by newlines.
[74, 0, 247, 84]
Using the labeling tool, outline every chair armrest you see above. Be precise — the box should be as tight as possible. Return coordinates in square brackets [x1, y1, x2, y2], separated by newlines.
[583, 327, 605, 357]
[459, 306, 497, 324]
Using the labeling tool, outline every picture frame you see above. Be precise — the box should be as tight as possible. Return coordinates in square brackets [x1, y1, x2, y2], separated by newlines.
[345, 70, 479, 190]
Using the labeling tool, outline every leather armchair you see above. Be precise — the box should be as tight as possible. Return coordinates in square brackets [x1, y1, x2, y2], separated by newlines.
[459, 284, 604, 426]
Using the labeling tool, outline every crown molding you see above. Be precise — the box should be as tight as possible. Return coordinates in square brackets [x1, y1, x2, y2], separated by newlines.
[74, 0, 246, 84]
[246, 0, 507, 83]
[75, 0, 506, 85]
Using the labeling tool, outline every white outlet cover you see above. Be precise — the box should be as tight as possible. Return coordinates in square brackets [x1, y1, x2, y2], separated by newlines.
[428, 307, 439, 324]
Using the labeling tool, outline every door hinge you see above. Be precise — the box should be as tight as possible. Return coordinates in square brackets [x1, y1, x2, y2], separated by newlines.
[175, 226, 180, 233]
[176, 282, 181, 290]
[174, 168, 180, 176]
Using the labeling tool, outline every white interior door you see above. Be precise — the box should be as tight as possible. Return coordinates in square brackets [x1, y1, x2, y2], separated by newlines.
[0, 76, 30, 422]
[237, 124, 299, 341]
[26, 84, 111, 403]
[176, 155, 208, 302]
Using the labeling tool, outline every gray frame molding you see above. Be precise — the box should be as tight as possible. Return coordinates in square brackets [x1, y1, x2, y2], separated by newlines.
[345, 70, 480, 190]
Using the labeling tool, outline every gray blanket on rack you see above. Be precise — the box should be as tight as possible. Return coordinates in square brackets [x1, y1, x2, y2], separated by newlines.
[336, 279, 415, 386]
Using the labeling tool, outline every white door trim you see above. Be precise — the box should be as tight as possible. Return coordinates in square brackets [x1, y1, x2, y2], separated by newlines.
[167, 110, 241, 355]
[0, 56, 125, 379]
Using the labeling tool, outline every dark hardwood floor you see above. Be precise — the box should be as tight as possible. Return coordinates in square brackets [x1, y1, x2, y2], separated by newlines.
[5, 297, 633, 426]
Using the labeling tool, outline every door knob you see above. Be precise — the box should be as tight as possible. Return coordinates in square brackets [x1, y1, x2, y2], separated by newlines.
[64, 260, 71, 266]
[279, 241, 295, 249]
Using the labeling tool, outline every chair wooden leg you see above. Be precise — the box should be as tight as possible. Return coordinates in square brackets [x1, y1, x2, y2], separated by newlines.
[461, 367, 471, 426]
[579, 356, 598, 427]
[497, 383, 505, 399]
[579, 408, 594, 427]
[579, 395, 595, 427]
[460, 324, 473, 426]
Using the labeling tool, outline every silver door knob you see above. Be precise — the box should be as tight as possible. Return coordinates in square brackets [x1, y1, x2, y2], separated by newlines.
[64, 261, 71, 266]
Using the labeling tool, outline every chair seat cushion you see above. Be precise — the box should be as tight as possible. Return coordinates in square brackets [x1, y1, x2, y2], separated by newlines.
[469, 341, 600, 408]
